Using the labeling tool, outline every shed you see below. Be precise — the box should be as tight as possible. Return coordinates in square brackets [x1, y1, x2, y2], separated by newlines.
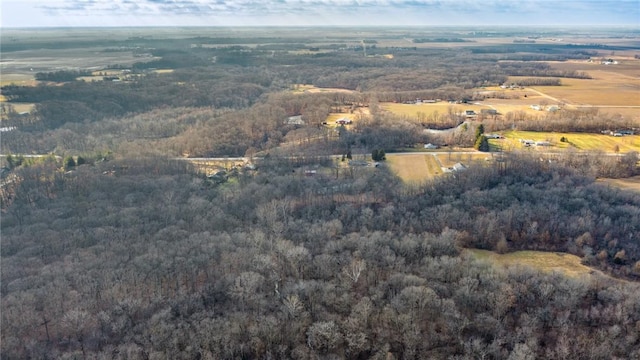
[285, 115, 304, 125]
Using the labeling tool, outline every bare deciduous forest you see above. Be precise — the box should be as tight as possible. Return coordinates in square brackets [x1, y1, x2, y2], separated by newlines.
[1, 27, 639, 359]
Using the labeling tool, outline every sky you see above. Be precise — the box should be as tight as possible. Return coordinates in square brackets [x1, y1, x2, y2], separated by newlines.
[1, 0, 639, 28]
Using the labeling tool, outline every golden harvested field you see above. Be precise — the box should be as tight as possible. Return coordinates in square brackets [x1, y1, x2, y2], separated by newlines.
[547, 59, 640, 80]
[8, 103, 35, 114]
[380, 102, 489, 120]
[495, 130, 640, 153]
[497, 55, 640, 119]
[597, 176, 640, 193]
[531, 75, 640, 106]
[524, 59, 640, 118]
[324, 109, 369, 128]
[326, 113, 357, 122]
[386, 153, 442, 182]
[436, 153, 491, 168]
[0, 73, 37, 87]
[467, 249, 596, 278]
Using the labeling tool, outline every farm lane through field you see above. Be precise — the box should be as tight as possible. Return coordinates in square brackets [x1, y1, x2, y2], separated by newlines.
[526, 87, 569, 106]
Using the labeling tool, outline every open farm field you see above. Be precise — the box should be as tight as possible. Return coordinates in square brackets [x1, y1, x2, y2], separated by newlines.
[5, 103, 35, 114]
[386, 151, 492, 183]
[324, 107, 369, 127]
[183, 158, 248, 175]
[0, 73, 37, 87]
[386, 153, 442, 182]
[380, 102, 489, 120]
[597, 176, 640, 193]
[487, 103, 545, 116]
[531, 75, 640, 107]
[496, 56, 640, 120]
[0, 47, 157, 82]
[494, 130, 640, 153]
[436, 152, 491, 168]
[468, 249, 596, 278]
[325, 112, 357, 124]
[479, 98, 553, 117]
[546, 58, 640, 79]
[291, 84, 356, 94]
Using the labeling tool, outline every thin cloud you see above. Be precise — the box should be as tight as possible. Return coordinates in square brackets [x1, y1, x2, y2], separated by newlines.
[2, 0, 638, 27]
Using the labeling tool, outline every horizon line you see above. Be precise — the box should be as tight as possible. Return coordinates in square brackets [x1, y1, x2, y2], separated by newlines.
[3, 24, 640, 30]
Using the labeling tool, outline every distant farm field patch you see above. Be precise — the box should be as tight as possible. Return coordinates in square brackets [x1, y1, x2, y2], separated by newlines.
[501, 62, 640, 121]
[9, 103, 35, 114]
[597, 176, 640, 193]
[531, 76, 640, 106]
[325, 108, 369, 127]
[0, 47, 157, 77]
[495, 130, 640, 153]
[546, 59, 640, 81]
[436, 153, 491, 168]
[386, 153, 441, 182]
[290, 84, 356, 94]
[504, 58, 640, 107]
[468, 249, 596, 278]
[0, 73, 36, 87]
[380, 102, 490, 120]
[326, 113, 357, 122]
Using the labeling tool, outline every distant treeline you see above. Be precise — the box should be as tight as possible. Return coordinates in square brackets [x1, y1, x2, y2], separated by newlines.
[499, 61, 592, 79]
[471, 43, 632, 55]
[512, 77, 562, 86]
[34, 70, 92, 82]
[413, 38, 471, 43]
[1, 67, 270, 130]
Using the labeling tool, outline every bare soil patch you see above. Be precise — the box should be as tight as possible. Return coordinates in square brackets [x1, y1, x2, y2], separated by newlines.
[597, 176, 640, 192]
[468, 249, 598, 278]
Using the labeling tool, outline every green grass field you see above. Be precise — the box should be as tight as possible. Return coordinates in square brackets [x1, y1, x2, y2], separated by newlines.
[493, 130, 640, 153]
[467, 249, 596, 278]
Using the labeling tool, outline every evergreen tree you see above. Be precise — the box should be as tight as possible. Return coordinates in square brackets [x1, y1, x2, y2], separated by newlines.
[64, 156, 76, 170]
[6, 154, 15, 169]
[475, 135, 490, 152]
[475, 123, 485, 141]
[372, 149, 386, 161]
